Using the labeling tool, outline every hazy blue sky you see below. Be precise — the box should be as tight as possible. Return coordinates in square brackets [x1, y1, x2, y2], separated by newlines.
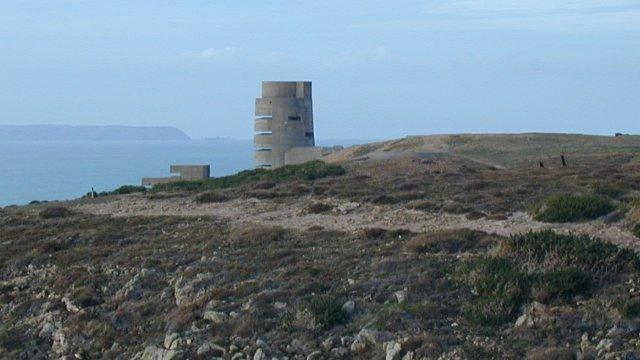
[1, 1, 639, 139]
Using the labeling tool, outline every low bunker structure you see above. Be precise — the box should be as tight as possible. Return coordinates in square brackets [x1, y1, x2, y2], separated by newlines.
[142, 165, 210, 186]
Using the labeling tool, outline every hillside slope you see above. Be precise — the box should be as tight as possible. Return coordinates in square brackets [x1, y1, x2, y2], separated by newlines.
[327, 133, 640, 169]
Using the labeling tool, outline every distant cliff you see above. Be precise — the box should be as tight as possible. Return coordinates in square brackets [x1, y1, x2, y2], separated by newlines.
[0, 125, 190, 141]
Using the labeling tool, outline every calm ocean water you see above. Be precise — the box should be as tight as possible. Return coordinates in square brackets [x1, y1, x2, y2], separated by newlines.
[0, 139, 365, 206]
[0, 140, 253, 206]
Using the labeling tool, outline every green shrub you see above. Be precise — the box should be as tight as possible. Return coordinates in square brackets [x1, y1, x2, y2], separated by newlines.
[634, 223, 640, 239]
[407, 229, 490, 253]
[0, 325, 19, 351]
[110, 185, 147, 195]
[617, 298, 640, 319]
[153, 161, 345, 192]
[531, 267, 590, 304]
[463, 296, 523, 326]
[229, 226, 289, 244]
[533, 194, 615, 223]
[459, 257, 529, 301]
[307, 296, 347, 330]
[406, 200, 438, 211]
[302, 202, 333, 214]
[196, 191, 229, 203]
[369, 195, 400, 204]
[591, 182, 629, 199]
[83, 185, 146, 198]
[456, 257, 529, 325]
[70, 286, 102, 308]
[39, 206, 72, 219]
[499, 231, 639, 279]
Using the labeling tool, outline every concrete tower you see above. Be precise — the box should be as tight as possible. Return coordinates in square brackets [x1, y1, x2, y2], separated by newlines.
[254, 81, 315, 168]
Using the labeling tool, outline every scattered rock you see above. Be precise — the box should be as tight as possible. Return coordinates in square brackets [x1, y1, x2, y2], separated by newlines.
[196, 342, 225, 357]
[39, 322, 56, 339]
[136, 345, 184, 360]
[514, 302, 553, 329]
[253, 348, 266, 360]
[173, 273, 217, 307]
[342, 300, 356, 315]
[525, 347, 574, 360]
[306, 350, 322, 360]
[203, 310, 229, 325]
[256, 339, 268, 349]
[273, 301, 287, 310]
[394, 290, 407, 304]
[335, 202, 360, 215]
[383, 340, 403, 360]
[116, 268, 162, 301]
[61, 297, 80, 313]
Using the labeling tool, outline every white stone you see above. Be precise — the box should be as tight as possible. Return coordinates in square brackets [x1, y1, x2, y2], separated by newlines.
[383, 341, 402, 360]
[254, 348, 267, 360]
[273, 301, 287, 310]
[204, 310, 229, 325]
[256, 339, 268, 348]
[394, 290, 407, 304]
[342, 300, 356, 315]
[306, 350, 322, 360]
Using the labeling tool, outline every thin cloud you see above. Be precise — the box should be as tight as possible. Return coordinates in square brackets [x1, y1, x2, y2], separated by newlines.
[355, 1, 640, 32]
[182, 47, 240, 62]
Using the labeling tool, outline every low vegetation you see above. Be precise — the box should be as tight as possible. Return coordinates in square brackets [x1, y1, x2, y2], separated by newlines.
[0, 325, 19, 352]
[5, 145, 640, 358]
[455, 231, 640, 326]
[307, 296, 347, 330]
[406, 229, 492, 253]
[83, 185, 147, 198]
[591, 182, 630, 199]
[617, 298, 640, 319]
[195, 191, 229, 203]
[153, 160, 346, 192]
[533, 194, 615, 223]
[302, 202, 333, 214]
[499, 230, 639, 278]
[457, 257, 529, 326]
[39, 206, 73, 219]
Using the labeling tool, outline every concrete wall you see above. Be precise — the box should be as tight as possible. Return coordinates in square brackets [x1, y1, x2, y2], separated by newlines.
[254, 81, 314, 169]
[142, 165, 210, 186]
[169, 165, 210, 181]
[284, 147, 324, 165]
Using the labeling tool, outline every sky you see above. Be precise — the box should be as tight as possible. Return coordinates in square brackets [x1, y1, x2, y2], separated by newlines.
[1, 0, 639, 140]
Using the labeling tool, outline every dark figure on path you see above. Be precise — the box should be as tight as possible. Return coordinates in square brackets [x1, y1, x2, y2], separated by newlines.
[561, 155, 567, 167]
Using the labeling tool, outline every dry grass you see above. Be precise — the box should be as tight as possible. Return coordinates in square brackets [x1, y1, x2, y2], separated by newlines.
[406, 229, 493, 253]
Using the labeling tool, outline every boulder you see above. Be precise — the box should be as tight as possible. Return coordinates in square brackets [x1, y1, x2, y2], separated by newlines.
[342, 300, 356, 315]
[137, 346, 184, 360]
[203, 311, 229, 325]
[383, 340, 402, 360]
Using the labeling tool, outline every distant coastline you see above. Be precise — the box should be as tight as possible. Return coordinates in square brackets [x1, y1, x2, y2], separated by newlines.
[0, 125, 190, 141]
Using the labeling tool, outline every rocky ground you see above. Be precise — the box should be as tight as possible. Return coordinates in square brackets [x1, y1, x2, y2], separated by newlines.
[2, 135, 640, 359]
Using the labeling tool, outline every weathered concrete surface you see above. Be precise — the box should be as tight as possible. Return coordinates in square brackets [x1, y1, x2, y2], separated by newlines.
[284, 147, 324, 165]
[254, 81, 315, 169]
[142, 165, 210, 186]
[169, 165, 210, 181]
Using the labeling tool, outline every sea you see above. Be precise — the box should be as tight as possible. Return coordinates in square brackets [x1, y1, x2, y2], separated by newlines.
[0, 139, 365, 207]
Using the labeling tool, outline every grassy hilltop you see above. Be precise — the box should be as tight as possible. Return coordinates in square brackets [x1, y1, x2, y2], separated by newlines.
[2, 133, 640, 359]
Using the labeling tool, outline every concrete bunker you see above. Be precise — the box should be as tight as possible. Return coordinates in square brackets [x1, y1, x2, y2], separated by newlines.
[142, 165, 210, 186]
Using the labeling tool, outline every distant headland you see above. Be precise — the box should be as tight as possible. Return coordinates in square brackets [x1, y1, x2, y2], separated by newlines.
[0, 125, 190, 141]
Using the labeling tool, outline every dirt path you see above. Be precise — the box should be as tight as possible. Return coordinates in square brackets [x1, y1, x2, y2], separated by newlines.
[75, 194, 640, 251]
